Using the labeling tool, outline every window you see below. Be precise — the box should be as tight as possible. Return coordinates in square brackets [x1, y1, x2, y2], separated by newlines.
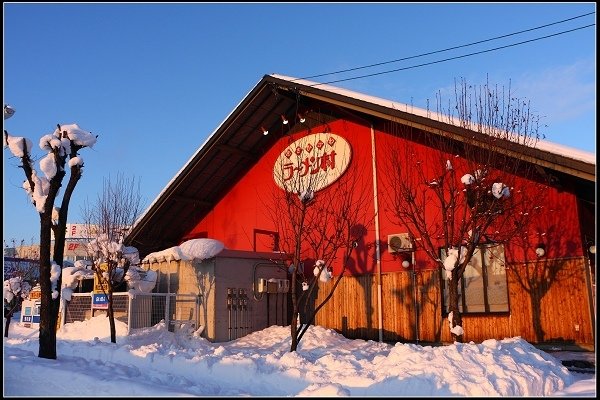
[441, 244, 509, 314]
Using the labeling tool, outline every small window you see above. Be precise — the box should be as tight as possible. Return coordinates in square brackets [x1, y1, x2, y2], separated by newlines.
[441, 244, 509, 314]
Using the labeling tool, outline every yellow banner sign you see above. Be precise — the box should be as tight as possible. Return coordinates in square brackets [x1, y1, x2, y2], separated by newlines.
[93, 263, 109, 293]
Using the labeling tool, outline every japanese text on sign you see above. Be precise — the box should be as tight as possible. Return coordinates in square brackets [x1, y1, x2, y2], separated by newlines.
[273, 133, 351, 193]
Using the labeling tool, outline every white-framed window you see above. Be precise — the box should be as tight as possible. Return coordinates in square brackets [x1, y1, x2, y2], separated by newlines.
[441, 243, 509, 314]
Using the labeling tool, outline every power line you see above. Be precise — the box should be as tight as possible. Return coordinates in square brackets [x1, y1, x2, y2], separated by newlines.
[307, 23, 594, 87]
[290, 11, 595, 85]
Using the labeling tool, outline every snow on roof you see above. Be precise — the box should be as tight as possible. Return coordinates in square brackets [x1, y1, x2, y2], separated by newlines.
[142, 238, 225, 263]
[270, 74, 596, 165]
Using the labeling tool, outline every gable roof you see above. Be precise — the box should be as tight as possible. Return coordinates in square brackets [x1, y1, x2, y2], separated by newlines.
[125, 74, 596, 257]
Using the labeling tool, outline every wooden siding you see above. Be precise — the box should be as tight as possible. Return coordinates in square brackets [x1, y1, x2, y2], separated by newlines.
[314, 257, 594, 347]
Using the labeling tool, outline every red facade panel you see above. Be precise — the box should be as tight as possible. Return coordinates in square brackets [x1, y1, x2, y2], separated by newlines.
[186, 117, 584, 276]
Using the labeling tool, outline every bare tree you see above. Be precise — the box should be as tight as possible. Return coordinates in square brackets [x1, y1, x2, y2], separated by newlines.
[4, 120, 97, 359]
[268, 132, 371, 352]
[81, 173, 143, 343]
[382, 77, 549, 342]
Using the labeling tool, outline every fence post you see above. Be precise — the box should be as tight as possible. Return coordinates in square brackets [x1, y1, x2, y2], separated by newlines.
[165, 294, 170, 330]
[127, 292, 132, 335]
[90, 292, 94, 318]
[196, 295, 200, 330]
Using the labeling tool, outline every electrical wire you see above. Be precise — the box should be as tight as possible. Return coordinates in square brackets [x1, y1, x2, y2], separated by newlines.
[308, 23, 594, 87]
[295, 12, 594, 82]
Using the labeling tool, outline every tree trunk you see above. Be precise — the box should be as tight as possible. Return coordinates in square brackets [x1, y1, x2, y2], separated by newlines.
[108, 290, 117, 343]
[290, 313, 299, 352]
[4, 299, 18, 338]
[4, 315, 12, 338]
[447, 270, 464, 343]
[530, 291, 545, 342]
[289, 265, 299, 352]
[38, 216, 58, 359]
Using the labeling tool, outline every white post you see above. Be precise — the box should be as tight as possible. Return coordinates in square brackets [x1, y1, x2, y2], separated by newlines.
[370, 124, 384, 343]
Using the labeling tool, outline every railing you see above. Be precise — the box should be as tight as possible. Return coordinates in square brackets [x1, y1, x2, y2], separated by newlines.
[63, 292, 199, 334]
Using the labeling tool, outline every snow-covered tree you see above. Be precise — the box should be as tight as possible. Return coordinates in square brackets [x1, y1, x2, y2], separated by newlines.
[4, 275, 33, 337]
[82, 173, 144, 343]
[269, 132, 371, 352]
[382, 78, 548, 342]
[4, 117, 97, 359]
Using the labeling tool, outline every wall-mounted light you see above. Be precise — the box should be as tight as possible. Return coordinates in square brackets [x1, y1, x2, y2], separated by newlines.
[402, 260, 410, 268]
[535, 243, 546, 258]
[281, 115, 288, 125]
[261, 126, 269, 136]
[589, 244, 596, 255]
[298, 113, 306, 123]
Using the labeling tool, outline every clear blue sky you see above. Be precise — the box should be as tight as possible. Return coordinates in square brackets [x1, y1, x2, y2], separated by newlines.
[3, 3, 596, 247]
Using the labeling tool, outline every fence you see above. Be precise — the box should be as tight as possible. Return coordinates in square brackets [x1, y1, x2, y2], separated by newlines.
[63, 292, 199, 334]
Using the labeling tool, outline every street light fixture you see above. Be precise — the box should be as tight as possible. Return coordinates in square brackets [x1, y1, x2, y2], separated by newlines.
[4, 104, 15, 120]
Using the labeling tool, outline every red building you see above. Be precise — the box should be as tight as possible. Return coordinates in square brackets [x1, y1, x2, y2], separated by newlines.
[126, 75, 595, 347]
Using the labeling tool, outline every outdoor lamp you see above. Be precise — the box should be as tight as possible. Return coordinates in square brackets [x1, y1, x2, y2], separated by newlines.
[4, 104, 15, 120]
[261, 126, 269, 136]
[535, 244, 546, 258]
[281, 115, 288, 125]
[402, 260, 410, 268]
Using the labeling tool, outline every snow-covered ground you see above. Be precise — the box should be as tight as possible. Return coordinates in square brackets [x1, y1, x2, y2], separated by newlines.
[3, 314, 595, 397]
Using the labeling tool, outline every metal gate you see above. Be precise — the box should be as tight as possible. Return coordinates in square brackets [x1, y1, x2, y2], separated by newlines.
[62, 292, 199, 334]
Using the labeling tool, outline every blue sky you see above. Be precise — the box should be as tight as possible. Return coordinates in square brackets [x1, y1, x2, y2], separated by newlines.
[3, 3, 596, 247]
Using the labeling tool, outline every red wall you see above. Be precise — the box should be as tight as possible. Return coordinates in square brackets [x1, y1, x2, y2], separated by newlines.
[185, 117, 584, 275]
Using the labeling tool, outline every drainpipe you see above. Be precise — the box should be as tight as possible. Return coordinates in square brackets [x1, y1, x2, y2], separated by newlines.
[370, 124, 383, 342]
[412, 250, 419, 344]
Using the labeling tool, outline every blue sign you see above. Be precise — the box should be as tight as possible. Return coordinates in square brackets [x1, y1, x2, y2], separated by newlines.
[92, 293, 109, 309]
[22, 315, 32, 322]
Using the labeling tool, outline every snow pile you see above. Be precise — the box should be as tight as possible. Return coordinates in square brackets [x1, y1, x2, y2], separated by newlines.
[4, 317, 589, 397]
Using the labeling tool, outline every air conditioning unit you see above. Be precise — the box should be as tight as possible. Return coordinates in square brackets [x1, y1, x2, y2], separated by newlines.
[388, 233, 413, 253]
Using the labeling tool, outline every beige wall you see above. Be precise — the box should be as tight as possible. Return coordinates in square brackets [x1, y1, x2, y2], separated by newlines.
[145, 250, 290, 342]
